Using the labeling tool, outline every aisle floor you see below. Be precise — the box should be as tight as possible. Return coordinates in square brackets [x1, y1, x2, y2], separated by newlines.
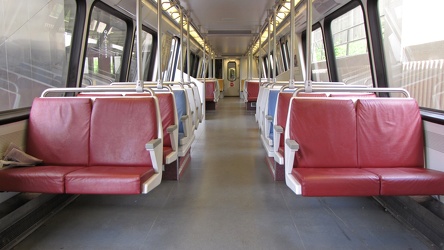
[14, 97, 432, 250]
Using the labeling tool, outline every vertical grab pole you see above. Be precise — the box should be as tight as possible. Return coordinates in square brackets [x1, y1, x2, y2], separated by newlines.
[248, 52, 251, 80]
[156, 0, 163, 89]
[267, 13, 271, 84]
[136, 0, 143, 92]
[259, 32, 262, 85]
[212, 53, 216, 79]
[202, 41, 206, 79]
[180, 7, 184, 83]
[289, 0, 295, 89]
[272, 7, 277, 84]
[187, 16, 191, 83]
[305, 0, 313, 92]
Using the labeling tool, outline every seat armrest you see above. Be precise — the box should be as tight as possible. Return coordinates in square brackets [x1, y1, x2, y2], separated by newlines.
[286, 139, 299, 151]
[285, 139, 298, 174]
[181, 115, 189, 137]
[167, 124, 178, 134]
[167, 125, 178, 151]
[273, 125, 283, 153]
[145, 138, 162, 173]
[274, 125, 283, 133]
[266, 115, 273, 121]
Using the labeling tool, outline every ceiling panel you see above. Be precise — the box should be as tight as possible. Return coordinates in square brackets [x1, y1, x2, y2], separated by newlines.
[180, 0, 274, 56]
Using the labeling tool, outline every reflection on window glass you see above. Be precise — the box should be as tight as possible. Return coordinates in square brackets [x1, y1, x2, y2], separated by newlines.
[262, 55, 268, 78]
[82, 6, 127, 86]
[281, 39, 289, 71]
[0, 0, 76, 111]
[311, 28, 329, 81]
[275, 45, 284, 74]
[227, 61, 237, 81]
[331, 6, 372, 86]
[164, 37, 178, 81]
[379, 0, 444, 110]
[129, 31, 154, 82]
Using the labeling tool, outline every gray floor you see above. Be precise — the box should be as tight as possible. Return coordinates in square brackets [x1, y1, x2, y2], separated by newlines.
[14, 97, 432, 249]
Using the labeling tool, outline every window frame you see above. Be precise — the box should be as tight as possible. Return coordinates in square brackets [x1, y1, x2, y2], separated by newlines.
[324, 0, 374, 85]
[82, 2, 134, 85]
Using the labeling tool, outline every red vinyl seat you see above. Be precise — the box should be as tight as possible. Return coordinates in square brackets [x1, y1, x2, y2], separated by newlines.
[285, 97, 444, 196]
[0, 97, 163, 194]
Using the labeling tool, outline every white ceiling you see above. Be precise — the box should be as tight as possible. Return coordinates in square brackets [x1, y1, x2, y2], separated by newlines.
[179, 0, 275, 57]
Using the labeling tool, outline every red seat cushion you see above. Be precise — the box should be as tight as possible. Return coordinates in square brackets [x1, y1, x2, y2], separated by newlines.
[289, 98, 357, 168]
[89, 98, 158, 167]
[296, 92, 328, 97]
[363, 168, 444, 195]
[276, 92, 293, 152]
[205, 81, 216, 101]
[329, 92, 376, 97]
[65, 166, 154, 194]
[246, 81, 259, 102]
[356, 98, 424, 168]
[292, 168, 380, 196]
[157, 93, 176, 148]
[27, 98, 91, 165]
[0, 166, 85, 193]
[125, 93, 176, 157]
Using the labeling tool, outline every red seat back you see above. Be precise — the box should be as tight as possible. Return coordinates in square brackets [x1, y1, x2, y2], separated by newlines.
[246, 81, 259, 102]
[124, 93, 174, 148]
[289, 98, 358, 168]
[156, 93, 175, 148]
[276, 92, 293, 150]
[205, 81, 216, 101]
[296, 92, 328, 97]
[329, 92, 376, 98]
[89, 98, 159, 167]
[356, 98, 424, 168]
[27, 98, 92, 165]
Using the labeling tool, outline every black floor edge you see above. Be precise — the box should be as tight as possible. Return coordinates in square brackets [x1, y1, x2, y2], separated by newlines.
[0, 194, 77, 250]
[374, 196, 444, 249]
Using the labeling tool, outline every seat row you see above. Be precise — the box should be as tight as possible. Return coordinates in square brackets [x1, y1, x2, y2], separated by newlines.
[0, 81, 206, 194]
[284, 97, 444, 196]
[255, 82, 444, 196]
[80, 82, 204, 180]
[243, 80, 260, 110]
[254, 82, 356, 180]
[0, 97, 163, 194]
[203, 79, 220, 110]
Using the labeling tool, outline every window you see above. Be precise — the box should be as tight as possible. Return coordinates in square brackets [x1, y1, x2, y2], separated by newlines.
[280, 38, 289, 71]
[262, 55, 269, 78]
[379, 0, 444, 110]
[331, 5, 372, 86]
[83, 5, 128, 86]
[311, 28, 329, 81]
[163, 36, 179, 81]
[215, 59, 223, 79]
[128, 29, 155, 82]
[227, 61, 237, 81]
[191, 54, 200, 77]
[0, 0, 76, 111]
[184, 51, 199, 78]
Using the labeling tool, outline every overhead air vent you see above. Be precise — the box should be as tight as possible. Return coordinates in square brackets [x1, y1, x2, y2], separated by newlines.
[207, 30, 253, 36]
[313, 0, 340, 15]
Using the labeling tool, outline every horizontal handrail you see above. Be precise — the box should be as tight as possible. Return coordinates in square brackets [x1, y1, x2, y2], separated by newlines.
[111, 81, 184, 87]
[279, 82, 350, 92]
[41, 87, 155, 97]
[293, 87, 410, 97]
[109, 83, 173, 92]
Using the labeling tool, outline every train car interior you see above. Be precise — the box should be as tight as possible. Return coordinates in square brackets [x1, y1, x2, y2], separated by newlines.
[0, 0, 444, 248]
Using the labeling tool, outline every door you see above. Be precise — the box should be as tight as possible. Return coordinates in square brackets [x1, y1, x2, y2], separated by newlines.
[224, 60, 240, 96]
